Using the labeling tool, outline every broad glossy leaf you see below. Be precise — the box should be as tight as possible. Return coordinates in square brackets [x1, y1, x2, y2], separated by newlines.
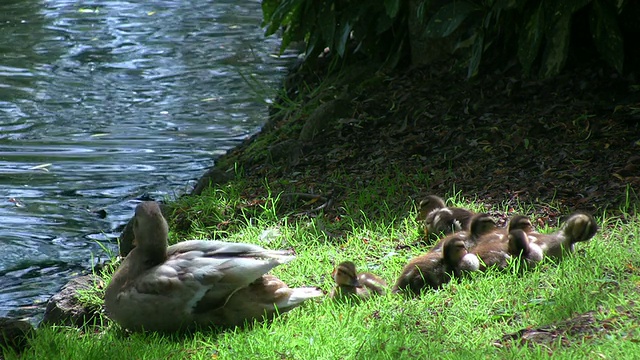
[377, 12, 395, 34]
[425, 1, 480, 38]
[468, 30, 484, 78]
[590, 0, 624, 73]
[543, 0, 592, 32]
[541, 14, 571, 78]
[264, 0, 299, 36]
[517, 2, 544, 74]
[384, 0, 401, 18]
[492, 0, 523, 11]
[318, 1, 336, 44]
[336, 20, 352, 57]
[261, 0, 279, 24]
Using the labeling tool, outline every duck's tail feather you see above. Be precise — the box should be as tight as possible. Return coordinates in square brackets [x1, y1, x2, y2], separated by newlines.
[274, 287, 323, 310]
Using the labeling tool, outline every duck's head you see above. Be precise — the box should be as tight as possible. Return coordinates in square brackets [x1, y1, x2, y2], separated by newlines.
[469, 213, 497, 238]
[507, 215, 533, 233]
[563, 212, 598, 243]
[132, 201, 169, 264]
[443, 236, 479, 271]
[332, 261, 360, 287]
[442, 236, 467, 265]
[417, 195, 447, 220]
[508, 229, 530, 256]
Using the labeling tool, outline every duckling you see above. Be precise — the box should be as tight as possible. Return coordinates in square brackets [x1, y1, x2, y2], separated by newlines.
[529, 212, 598, 261]
[104, 201, 323, 332]
[330, 261, 387, 301]
[431, 213, 497, 253]
[508, 229, 543, 268]
[392, 235, 477, 295]
[417, 195, 475, 237]
[507, 215, 534, 233]
[468, 215, 544, 271]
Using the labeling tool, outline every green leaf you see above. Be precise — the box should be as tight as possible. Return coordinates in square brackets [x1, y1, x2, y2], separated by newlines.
[425, 1, 480, 38]
[468, 30, 484, 78]
[336, 21, 352, 57]
[264, 0, 299, 36]
[492, 0, 523, 10]
[517, 2, 544, 74]
[377, 12, 395, 34]
[590, 0, 624, 73]
[543, 0, 592, 31]
[384, 0, 401, 18]
[261, 0, 279, 25]
[318, 1, 335, 45]
[540, 14, 571, 78]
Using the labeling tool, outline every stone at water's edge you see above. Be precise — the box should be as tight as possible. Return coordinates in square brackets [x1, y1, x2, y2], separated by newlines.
[41, 274, 105, 328]
[192, 167, 235, 196]
[0, 317, 34, 355]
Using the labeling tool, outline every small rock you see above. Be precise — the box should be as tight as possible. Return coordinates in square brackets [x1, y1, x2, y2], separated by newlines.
[41, 274, 105, 328]
[0, 317, 34, 354]
[192, 167, 234, 196]
[299, 98, 352, 142]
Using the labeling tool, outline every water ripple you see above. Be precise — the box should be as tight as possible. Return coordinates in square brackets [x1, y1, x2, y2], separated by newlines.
[0, 0, 295, 322]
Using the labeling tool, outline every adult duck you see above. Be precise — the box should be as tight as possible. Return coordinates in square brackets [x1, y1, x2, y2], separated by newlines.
[104, 201, 322, 332]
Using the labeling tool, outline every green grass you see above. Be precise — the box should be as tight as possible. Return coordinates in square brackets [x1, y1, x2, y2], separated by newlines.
[5, 184, 640, 360]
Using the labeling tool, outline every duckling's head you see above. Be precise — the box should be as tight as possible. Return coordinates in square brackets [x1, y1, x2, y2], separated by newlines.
[469, 213, 497, 238]
[332, 261, 360, 287]
[418, 195, 447, 220]
[132, 201, 169, 264]
[443, 236, 479, 271]
[442, 237, 467, 265]
[508, 229, 530, 256]
[507, 215, 533, 233]
[563, 212, 598, 243]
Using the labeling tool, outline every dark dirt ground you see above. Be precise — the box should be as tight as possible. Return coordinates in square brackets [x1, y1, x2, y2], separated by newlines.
[195, 59, 640, 229]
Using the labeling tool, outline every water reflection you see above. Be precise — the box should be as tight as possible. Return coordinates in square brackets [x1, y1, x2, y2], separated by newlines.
[0, 0, 292, 322]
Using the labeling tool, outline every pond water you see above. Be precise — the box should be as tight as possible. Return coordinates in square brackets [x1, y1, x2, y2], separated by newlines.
[0, 0, 292, 323]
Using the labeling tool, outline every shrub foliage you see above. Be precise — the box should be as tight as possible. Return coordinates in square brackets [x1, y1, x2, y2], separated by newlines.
[261, 0, 636, 77]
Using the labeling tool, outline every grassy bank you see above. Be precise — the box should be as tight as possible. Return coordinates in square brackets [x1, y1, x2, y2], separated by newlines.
[5, 176, 640, 359]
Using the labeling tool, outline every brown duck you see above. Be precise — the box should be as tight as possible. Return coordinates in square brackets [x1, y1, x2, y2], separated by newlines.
[330, 261, 387, 302]
[417, 195, 475, 237]
[529, 212, 598, 261]
[392, 235, 478, 295]
[104, 201, 323, 332]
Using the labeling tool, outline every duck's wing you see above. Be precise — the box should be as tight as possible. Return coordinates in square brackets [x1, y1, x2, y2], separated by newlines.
[426, 207, 472, 235]
[194, 274, 323, 328]
[133, 240, 295, 309]
[469, 232, 510, 270]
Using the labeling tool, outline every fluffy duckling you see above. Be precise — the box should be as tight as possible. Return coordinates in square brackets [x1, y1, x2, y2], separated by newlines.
[529, 212, 598, 261]
[431, 213, 497, 253]
[417, 195, 475, 237]
[466, 215, 536, 271]
[507, 215, 534, 233]
[330, 261, 387, 301]
[392, 235, 478, 295]
[508, 229, 543, 268]
[104, 201, 323, 332]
